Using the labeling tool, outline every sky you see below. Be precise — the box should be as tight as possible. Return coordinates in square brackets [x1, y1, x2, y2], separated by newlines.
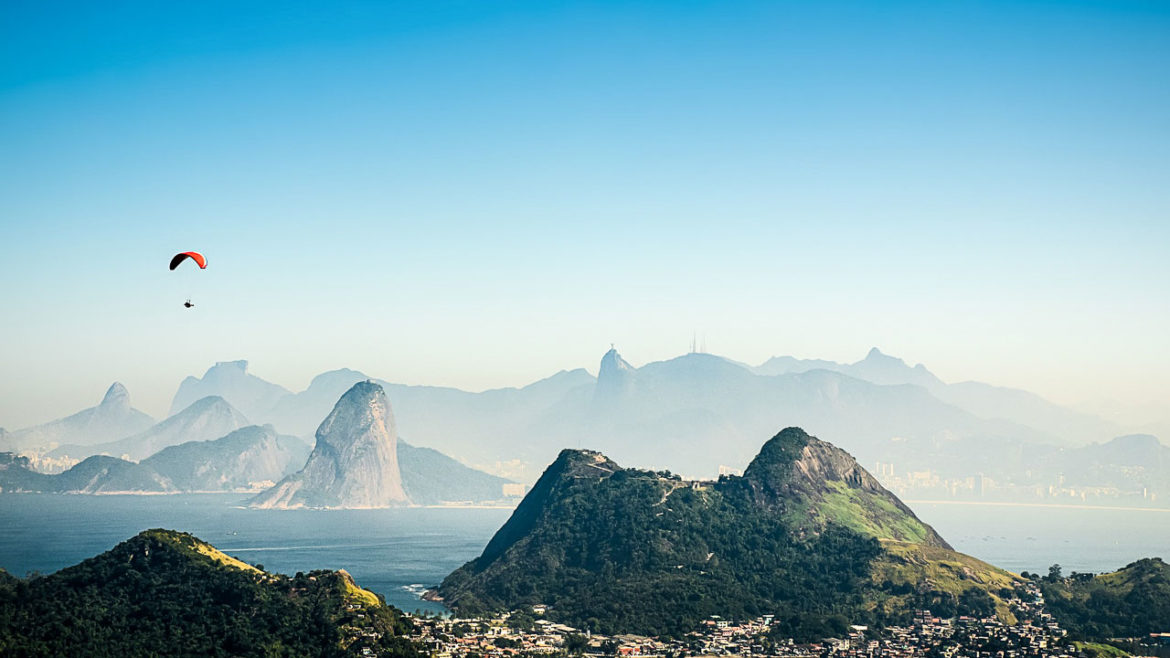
[1, 0, 1168, 429]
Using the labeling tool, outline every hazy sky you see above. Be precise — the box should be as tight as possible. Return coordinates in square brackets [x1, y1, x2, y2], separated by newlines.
[1, 0, 1168, 428]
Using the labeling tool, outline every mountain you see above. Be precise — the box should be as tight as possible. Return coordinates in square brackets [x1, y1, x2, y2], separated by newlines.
[50, 395, 251, 462]
[1041, 558, 1170, 640]
[0, 529, 422, 657]
[263, 368, 371, 436]
[169, 360, 291, 420]
[141, 425, 310, 491]
[1052, 433, 1170, 493]
[249, 381, 409, 509]
[1, 382, 154, 452]
[1, 425, 309, 493]
[183, 348, 1128, 489]
[0, 451, 173, 493]
[320, 347, 1110, 484]
[580, 351, 1059, 479]
[397, 439, 515, 505]
[594, 347, 636, 403]
[437, 427, 1018, 638]
[375, 368, 594, 479]
[756, 348, 1115, 444]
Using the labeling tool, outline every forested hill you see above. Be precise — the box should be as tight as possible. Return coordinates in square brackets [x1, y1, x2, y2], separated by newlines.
[0, 529, 423, 658]
[1041, 557, 1170, 639]
[438, 427, 1016, 638]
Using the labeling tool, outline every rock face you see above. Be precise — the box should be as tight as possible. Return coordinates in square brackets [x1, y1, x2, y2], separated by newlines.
[249, 381, 409, 508]
[593, 347, 635, 403]
[397, 440, 515, 505]
[141, 425, 310, 491]
[2, 382, 155, 452]
[738, 428, 951, 548]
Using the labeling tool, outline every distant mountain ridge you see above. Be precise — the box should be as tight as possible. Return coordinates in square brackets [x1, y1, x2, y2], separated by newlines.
[1, 382, 154, 452]
[169, 360, 290, 420]
[49, 395, 251, 462]
[437, 427, 1016, 637]
[754, 347, 1117, 444]
[0, 425, 308, 494]
[4, 347, 1145, 489]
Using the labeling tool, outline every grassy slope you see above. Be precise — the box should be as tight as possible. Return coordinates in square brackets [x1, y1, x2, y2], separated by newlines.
[871, 540, 1020, 623]
[816, 481, 933, 544]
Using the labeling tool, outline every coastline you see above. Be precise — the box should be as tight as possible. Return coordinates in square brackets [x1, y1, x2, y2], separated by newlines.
[905, 500, 1170, 513]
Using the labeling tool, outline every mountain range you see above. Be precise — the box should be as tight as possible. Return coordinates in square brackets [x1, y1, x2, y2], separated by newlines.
[47, 394, 253, 462]
[0, 425, 308, 494]
[3, 348, 1163, 498]
[1, 382, 516, 503]
[121, 348, 1138, 486]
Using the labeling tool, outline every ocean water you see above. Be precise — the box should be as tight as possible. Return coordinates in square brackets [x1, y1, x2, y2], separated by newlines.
[0, 494, 511, 614]
[2, 495, 1168, 614]
[910, 501, 1170, 575]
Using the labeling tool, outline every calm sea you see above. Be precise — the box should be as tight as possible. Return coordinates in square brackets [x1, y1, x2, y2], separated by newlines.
[0, 494, 510, 614]
[910, 501, 1170, 574]
[1, 495, 1167, 613]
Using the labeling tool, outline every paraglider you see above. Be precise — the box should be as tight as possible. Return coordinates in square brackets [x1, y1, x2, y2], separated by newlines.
[170, 251, 206, 308]
[169, 251, 207, 270]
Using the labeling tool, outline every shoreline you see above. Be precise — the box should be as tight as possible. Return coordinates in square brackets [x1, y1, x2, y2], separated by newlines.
[1, 491, 517, 508]
[905, 499, 1170, 513]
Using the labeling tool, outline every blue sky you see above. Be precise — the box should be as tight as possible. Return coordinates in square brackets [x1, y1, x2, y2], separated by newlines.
[1, 0, 1168, 427]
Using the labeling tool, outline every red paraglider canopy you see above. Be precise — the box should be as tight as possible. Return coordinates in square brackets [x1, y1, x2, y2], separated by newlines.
[169, 251, 207, 270]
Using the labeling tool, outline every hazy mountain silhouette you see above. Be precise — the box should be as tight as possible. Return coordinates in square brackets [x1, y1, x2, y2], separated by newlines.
[169, 360, 290, 420]
[51, 396, 250, 462]
[1, 383, 154, 452]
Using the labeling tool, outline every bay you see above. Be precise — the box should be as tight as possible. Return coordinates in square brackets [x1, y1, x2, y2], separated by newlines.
[0, 493, 511, 614]
[911, 500, 1170, 575]
[3, 494, 1169, 616]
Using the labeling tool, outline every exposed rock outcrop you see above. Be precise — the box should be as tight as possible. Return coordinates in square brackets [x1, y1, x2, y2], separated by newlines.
[248, 381, 409, 509]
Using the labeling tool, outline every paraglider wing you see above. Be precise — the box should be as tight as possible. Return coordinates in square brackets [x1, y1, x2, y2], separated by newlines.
[169, 251, 207, 270]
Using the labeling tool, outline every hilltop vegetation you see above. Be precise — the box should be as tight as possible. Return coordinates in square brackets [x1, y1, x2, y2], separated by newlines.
[439, 428, 1017, 639]
[0, 529, 422, 657]
[1040, 558, 1170, 639]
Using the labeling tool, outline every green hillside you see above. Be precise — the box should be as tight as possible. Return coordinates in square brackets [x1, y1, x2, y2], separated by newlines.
[0, 529, 422, 658]
[1042, 557, 1170, 639]
[438, 427, 1016, 639]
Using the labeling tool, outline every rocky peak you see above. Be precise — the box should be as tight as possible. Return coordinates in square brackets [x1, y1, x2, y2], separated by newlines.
[169, 359, 290, 419]
[740, 427, 950, 548]
[100, 382, 131, 410]
[595, 347, 635, 401]
[743, 427, 882, 493]
[215, 360, 249, 372]
[248, 381, 408, 508]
